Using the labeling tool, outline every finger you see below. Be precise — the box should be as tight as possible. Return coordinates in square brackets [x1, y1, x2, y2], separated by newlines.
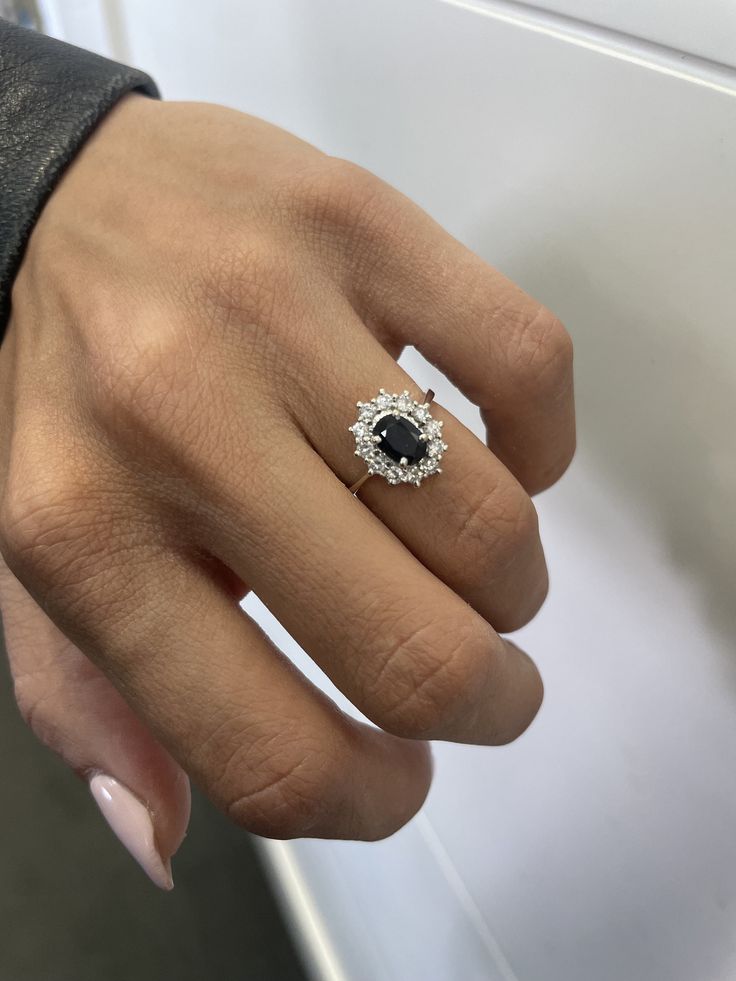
[0, 503, 431, 841]
[0, 555, 190, 889]
[339, 179, 576, 494]
[279, 295, 548, 633]
[198, 424, 544, 746]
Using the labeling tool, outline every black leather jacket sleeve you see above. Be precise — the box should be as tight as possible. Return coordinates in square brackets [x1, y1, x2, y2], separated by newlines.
[0, 19, 159, 339]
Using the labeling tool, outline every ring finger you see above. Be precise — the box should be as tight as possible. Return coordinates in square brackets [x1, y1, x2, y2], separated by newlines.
[280, 291, 549, 634]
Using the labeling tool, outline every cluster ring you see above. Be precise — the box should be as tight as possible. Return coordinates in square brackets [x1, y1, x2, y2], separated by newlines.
[348, 388, 448, 494]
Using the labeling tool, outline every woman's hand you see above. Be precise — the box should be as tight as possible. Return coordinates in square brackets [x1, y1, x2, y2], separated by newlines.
[0, 94, 574, 886]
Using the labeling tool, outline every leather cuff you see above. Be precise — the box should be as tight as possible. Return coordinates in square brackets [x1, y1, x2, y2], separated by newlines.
[0, 19, 159, 339]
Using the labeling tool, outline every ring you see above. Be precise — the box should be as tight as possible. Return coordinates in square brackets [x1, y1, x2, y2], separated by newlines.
[348, 388, 448, 493]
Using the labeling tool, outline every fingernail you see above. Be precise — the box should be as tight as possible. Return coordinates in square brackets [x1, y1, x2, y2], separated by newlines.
[89, 773, 174, 890]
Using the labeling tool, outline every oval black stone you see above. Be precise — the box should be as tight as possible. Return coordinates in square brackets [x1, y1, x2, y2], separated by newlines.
[372, 414, 427, 465]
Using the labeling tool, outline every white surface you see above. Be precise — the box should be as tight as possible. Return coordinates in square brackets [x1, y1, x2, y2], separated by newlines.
[55, 1, 736, 978]
[492, 0, 736, 68]
[38, 0, 115, 53]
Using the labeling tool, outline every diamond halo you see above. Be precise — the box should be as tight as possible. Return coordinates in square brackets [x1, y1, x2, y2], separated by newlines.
[348, 389, 448, 487]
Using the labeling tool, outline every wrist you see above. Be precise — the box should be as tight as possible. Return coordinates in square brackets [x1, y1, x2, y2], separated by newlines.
[0, 19, 158, 336]
[14, 94, 162, 305]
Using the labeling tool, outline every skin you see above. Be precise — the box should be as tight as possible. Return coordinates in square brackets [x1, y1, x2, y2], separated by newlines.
[0, 94, 574, 867]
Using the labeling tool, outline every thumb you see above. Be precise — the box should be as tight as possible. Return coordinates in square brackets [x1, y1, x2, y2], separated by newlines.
[0, 555, 191, 890]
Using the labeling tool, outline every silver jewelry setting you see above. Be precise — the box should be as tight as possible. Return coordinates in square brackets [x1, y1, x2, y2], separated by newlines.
[349, 389, 447, 487]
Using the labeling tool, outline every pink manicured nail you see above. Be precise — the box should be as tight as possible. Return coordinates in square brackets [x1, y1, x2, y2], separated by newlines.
[89, 773, 174, 890]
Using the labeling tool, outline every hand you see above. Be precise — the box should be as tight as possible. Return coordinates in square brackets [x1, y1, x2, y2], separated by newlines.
[0, 94, 574, 886]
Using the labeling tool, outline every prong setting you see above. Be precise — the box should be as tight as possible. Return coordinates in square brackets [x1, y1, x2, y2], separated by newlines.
[349, 390, 447, 486]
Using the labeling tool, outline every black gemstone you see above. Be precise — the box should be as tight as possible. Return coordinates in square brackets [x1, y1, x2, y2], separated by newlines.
[372, 414, 427, 465]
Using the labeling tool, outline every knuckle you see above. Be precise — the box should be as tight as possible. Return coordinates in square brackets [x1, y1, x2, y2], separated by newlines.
[454, 474, 538, 578]
[226, 764, 329, 839]
[531, 444, 575, 496]
[281, 157, 390, 245]
[512, 306, 574, 397]
[0, 456, 139, 630]
[13, 670, 60, 747]
[0, 464, 91, 579]
[85, 318, 196, 438]
[206, 721, 344, 839]
[12, 652, 114, 762]
[365, 614, 491, 739]
[451, 475, 548, 631]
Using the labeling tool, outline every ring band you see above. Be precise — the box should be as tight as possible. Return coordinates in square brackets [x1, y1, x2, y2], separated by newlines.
[348, 388, 447, 494]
